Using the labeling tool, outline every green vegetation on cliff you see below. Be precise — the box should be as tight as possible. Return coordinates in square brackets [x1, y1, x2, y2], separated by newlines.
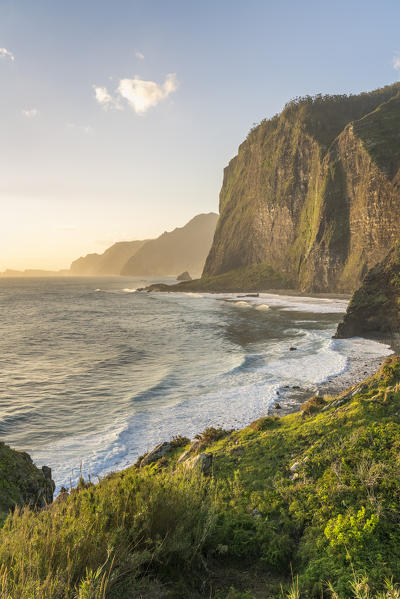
[146, 262, 292, 293]
[203, 82, 400, 293]
[2, 358, 400, 597]
[0, 442, 54, 522]
[335, 242, 400, 339]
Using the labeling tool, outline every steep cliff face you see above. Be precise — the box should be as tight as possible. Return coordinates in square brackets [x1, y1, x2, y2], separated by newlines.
[0, 442, 54, 521]
[203, 84, 400, 292]
[335, 242, 400, 339]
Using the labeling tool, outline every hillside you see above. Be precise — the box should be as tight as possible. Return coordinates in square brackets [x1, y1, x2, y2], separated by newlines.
[70, 240, 148, 275]
[2, 358, 400, 597]
[335, 242, 400, 339]
[0, 442, 54, 522]
[202, 83, 400, 293]
[120, 213, 218, 277]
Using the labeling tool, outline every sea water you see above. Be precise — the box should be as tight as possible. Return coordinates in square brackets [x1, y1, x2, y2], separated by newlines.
[0, 277, 392, 490]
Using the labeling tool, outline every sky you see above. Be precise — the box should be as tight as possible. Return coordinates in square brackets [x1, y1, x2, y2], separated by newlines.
[1, 0, 400, 270]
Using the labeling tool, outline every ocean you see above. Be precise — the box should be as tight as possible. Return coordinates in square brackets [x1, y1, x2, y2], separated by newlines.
[0, 276, 393, 491]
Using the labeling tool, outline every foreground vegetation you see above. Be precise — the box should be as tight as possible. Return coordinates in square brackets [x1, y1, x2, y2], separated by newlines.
[2, 357, 400, 597]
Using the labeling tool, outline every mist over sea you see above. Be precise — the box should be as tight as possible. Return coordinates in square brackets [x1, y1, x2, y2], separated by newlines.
[0, 277, 393, 490]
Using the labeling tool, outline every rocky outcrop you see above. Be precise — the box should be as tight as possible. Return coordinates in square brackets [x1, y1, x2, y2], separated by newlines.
[139, 442, 172, 467]
[335, 242, 400, 339]
[121, 213, 218, 277]
[0, 442, 55, 520]
[183, 453, 213, 475]
[70, 240, 149, 275]
[177, 271, 192, 281]
[203, 84, 400, 293]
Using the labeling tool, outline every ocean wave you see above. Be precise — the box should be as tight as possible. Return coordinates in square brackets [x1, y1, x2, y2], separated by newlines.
[234, 301, 251, 308]
[255, 304, 270, 311]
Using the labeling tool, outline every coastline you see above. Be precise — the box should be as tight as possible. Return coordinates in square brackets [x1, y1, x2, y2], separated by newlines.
[273, 344, 393, 417]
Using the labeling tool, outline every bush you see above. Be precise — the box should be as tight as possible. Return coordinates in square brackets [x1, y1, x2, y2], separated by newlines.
[0, 469, 217, 598]
[195, 427, 229, 448]
[300, 395, 326, 415]
[249, 416, 279, 431]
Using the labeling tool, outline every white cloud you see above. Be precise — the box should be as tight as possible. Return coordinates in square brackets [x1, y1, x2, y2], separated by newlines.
[393, 55, 400, 70]
[136, 51, 145, 60]
[93, 85, 113, 107]
[93, 73, 178, 114]
[0, 47, 14, 61]
[118, 73, 178, 114]
[22, 108, 39, 118]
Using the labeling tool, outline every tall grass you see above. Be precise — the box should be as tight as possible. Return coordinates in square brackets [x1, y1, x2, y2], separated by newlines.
[0, 468, 216, 598]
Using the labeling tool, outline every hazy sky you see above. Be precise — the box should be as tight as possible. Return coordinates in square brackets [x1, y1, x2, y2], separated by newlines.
[1, 0, 400, 269]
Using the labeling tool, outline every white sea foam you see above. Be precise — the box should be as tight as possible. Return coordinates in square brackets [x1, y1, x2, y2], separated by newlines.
[185, 292, 204, 298]
[26, 288, 393, 493]
[122, 288, 136, 293]
[234, 300, 251, 308]
[194, 291, 348, 313]
[253, 293, 348, 313]
[255, 304, 270, 311]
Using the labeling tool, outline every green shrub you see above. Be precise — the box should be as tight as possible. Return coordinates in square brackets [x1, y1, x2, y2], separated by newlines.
[0, 469, 217, 598]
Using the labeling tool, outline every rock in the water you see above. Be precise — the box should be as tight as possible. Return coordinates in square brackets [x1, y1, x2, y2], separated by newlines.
[177, 271, 192, 282]
[140, 442, 172, 467]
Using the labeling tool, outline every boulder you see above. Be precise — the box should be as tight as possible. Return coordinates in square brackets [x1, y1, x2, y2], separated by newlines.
[177, 440, 200, 464]
[184, 453, 213, 475]
[140, 442, 171, 467]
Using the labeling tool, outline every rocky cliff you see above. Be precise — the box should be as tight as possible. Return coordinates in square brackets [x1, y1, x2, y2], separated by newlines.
[121, 213, 218, 276]
[203, 83, 400, 292]
[335, 242, 400, 339]
[0, 442, 54, 521]
[70, 240, 148, 275]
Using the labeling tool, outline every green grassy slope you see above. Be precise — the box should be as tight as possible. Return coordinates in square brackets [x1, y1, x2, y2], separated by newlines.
[2, 358, 400, 597]
[145, 262, 293, 293]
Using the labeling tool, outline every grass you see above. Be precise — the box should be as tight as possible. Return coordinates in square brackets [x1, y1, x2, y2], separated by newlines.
[147, 262, 293, 293]
[2, 357, 400, 597]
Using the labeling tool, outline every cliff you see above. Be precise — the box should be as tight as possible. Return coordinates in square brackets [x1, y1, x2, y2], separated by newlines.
[0, 442, 54, 521]
[70, 240, 148, 275]
[121, 212, 218, 276]
[203, 83, 400, 293]
[335, 242, 400, 339]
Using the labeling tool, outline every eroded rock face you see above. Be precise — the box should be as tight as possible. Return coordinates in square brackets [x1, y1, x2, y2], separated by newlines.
[335, 242, 400, 339]
[177, 440, 200, 464]
[183, 453, 213, 475]
[140, 442, 172, 467]
[203, 85, 400, 293]
[0, 442, 55, 519]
